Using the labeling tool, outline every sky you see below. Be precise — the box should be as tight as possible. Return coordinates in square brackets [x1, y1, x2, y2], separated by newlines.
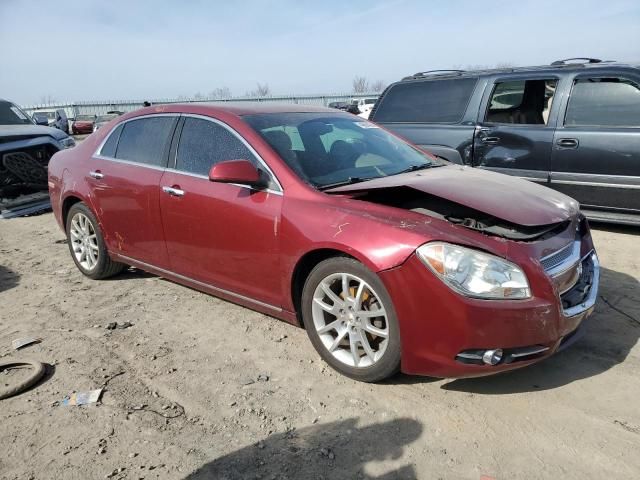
[1, 0, 639, 106]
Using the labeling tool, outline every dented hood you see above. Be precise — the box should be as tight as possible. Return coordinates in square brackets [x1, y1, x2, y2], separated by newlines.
[326, 165, 579, 227]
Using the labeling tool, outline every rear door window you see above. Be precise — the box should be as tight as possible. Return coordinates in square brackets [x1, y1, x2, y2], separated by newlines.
[565, 78, 640, 127]
[372, 78, 477, 123]
[485, 79, 558, 125]
[115, 116, 176, 166]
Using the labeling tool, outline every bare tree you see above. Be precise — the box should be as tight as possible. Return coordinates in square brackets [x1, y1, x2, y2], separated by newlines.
[253, 83, 271, 97]
[193, 91, 204, 100]
[352, 76, 370, 93]
[209, 87, 232, 100]
[371, 80, 386, 92]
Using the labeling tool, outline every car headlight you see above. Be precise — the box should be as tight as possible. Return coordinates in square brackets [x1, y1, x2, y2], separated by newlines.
[59, 136, 76, 149]
[416, 242, 531, 299]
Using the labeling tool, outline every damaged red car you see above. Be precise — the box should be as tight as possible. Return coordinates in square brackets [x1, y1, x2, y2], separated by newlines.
[48, 104, 599, 382]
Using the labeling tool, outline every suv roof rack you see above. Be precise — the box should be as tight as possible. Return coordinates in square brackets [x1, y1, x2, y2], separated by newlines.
[551, 58, 603, 66]
[404, 69, 464, 80]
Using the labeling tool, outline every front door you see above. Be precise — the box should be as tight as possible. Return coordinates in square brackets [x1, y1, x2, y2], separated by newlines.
[159, 115, 283, 307]
[550, 74, 640, 212]
[473, 76, 561, 184]
[88, 115, 177, 268]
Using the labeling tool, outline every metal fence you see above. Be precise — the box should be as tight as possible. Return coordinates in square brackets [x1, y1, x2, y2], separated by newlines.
[21, 93, 380, 118]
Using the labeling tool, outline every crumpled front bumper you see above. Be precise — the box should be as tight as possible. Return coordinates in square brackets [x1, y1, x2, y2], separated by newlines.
[379, 247, 600, 378]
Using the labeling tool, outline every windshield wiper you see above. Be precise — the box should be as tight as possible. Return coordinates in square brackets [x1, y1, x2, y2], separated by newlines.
[318, 176, 374, 191]
[393, 163, 439, 175]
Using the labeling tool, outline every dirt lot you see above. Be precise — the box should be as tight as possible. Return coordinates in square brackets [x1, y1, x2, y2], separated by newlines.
[0, 214, 638, 480]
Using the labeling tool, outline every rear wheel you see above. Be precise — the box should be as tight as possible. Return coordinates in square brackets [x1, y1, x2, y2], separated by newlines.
[66, 202, 125, 279]
[301, 257, 401, 382]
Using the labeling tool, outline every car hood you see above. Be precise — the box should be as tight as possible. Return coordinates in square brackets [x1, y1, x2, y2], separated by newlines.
[0, 124, 68, 142]
[326, 165, 579, 227]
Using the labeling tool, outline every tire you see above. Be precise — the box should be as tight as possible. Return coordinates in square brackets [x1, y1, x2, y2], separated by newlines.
[65, 202, 126, 280]
[301, 257, 401, 382]
[0, 360, 46, 400]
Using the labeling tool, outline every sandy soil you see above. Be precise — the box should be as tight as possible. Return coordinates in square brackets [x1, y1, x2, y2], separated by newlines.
[0, 213, 638, 480]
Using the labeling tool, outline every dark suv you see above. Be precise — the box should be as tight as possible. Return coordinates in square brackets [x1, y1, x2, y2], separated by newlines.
[370, 59, 640, 225]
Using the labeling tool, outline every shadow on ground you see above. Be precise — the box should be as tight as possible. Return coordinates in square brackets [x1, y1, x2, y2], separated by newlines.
[443, 266, 639, 394]
[184, 417, 422, 480]
[0, 265, 20, 293]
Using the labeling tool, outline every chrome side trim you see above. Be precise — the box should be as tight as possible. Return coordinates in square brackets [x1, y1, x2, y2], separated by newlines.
[563, 251, 599, 318]
[510, 346, 549, 359]
[455, 352, 483, 360]
[92, 154, 168, 172]
[115, 254, 282, 313]
[163, 167, 283, 196]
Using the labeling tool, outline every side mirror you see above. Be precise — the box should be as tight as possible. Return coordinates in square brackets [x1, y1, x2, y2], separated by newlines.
[33, 115, 48, 126]
[209, 159, 266, 188]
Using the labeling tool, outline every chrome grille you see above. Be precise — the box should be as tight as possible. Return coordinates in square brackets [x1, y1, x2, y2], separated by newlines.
[540, 242, 574, 271]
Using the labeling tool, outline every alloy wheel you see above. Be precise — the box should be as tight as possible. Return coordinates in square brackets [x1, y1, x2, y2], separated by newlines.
[69, 212, 99, 271]
[311, 272, 389, 368]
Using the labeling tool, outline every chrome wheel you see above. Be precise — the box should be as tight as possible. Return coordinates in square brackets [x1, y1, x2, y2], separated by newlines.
[69, 212, 99, 271]
[312, 272, 389, 368]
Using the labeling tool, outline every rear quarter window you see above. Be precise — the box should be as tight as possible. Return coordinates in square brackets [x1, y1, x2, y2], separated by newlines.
[99, 124, 123, 157]
[372, 77, 477, 123]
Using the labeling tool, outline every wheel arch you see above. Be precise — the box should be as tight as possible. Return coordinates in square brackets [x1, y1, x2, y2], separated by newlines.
[61, 194, 83, 227]
[290, 247, 361, 324]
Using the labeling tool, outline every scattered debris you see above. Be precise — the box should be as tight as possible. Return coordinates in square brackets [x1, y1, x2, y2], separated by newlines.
[106, 321, 134, 330]
[0, 360, 47, 400]
[319, 447, 335, 460]
[11, 337, 42, 350]
[614, 419, 640, 435]
[257, 373, 270, 382]
[62, 389, 103, 406]
[240, 378, 255, 386]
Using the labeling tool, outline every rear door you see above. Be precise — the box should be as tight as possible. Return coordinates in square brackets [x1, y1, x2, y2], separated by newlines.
[472, 75, 563, 184]
[159, 115, 283, 307]
[89, 114, 177, 268]
[550, 74, 640, 212]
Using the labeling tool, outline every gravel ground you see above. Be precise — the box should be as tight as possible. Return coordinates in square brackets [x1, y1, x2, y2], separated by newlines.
[0, 214, 638, 480]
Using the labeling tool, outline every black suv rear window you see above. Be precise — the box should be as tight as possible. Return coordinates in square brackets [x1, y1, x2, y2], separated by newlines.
[372, 78, 477, 123]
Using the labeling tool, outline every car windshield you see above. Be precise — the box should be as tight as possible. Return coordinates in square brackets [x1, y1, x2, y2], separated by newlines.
[243, 112, 443, 189]
[0, 100, 33, 125]
[96, 114, 118, 122]
[76, 115, 94, 121]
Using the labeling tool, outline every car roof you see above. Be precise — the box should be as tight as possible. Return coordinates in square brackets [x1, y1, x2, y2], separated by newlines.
[150, 102, 337, 116]
[400, 60, 640, 82]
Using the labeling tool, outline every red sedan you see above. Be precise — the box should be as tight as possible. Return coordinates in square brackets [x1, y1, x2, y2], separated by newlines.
[71, 114, 96, 134]
[48, 103, 599, 382]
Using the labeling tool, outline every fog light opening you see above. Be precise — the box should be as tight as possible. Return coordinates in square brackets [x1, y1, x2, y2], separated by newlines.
[482, 348, 503, 366]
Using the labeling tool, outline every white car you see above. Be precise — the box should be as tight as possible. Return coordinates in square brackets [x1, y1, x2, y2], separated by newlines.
[352, 98, 378, 119]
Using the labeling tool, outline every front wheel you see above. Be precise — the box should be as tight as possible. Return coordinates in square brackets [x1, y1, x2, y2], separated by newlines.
[66, 202, 126, 279]
[301, 257, 401, 382]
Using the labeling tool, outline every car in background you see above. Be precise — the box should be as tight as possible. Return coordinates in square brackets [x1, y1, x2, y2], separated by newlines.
[93, 113, 120, 132]
[369, 59, 640, 225]
[32, 112, 49, 126]
[32, 108, 69, 133]
[328, 101, 350, 111]
[49, 103, 598, 382]
[353, 97, 378, 119]
[72, 114, 96, 135]
[1, 98, 75, 217]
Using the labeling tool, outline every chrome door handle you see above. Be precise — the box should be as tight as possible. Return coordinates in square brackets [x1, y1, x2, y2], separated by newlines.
[162, 186, 185, 197]
[89, 171, 104, 179]
[481, 136, 500, 145]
